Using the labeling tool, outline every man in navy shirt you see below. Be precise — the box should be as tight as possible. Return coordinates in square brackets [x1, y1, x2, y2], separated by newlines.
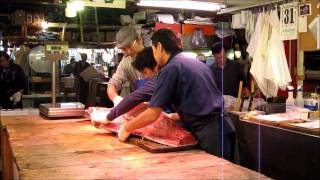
[118, 29, 235, 160]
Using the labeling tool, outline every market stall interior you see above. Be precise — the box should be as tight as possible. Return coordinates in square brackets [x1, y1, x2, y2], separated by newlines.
[0, 0, 319, 179]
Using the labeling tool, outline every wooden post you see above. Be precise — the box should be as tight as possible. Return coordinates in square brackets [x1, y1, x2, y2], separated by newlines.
[236, 81, 243, 111]
[79, 11, 84, 43]
[94, 7, 100, 43]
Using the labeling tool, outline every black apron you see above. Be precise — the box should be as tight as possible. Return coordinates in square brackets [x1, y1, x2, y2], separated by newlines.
[180, 111, 236, 161]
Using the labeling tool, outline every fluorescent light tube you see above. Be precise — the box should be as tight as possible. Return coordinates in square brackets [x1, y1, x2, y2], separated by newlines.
[41, 20, 48, 30]
[137, 0, 224, 12]
[70, 0, 84, 11]
[65, 3, 77, 17]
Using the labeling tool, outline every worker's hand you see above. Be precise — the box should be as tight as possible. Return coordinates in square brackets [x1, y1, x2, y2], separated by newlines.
[91, 118, 109, 129]
[242, 87, 250, 98]
[166, 113, 181, 121]
[91, 120, 103, 129]
[10, 91, 22, 103]
[118, 124, 130, 142]
[90, 109, 110, 129]
[113, 96, 123, 107]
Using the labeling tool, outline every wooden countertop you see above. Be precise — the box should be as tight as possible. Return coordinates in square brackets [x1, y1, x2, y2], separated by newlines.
[1, 115, 270, 180]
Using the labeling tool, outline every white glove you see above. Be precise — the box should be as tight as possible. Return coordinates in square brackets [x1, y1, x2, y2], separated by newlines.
[90, 108, 109, 129]
[113, 96, 123, 107]
[10, 91, 22, 103]
[118, 124, 130, 142]
[91, 118, 109, 129]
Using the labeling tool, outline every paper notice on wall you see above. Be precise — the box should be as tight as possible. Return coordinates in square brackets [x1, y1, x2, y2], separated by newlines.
[298, 16, 308, 32]
[291, 120, 320, 129]
[308, 16, 320, 49]
[280, 2, 299, 40]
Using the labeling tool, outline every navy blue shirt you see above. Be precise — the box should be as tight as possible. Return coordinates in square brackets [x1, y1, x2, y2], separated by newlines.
[107, 77, 156, 120]
[210, 60, 248, 97]
[149, 52, 223, 131]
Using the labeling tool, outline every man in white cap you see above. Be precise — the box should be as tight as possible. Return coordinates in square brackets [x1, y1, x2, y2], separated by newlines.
[107, 26, 145, 106]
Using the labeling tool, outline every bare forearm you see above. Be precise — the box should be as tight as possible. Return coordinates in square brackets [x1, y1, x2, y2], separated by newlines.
[107, 84, 119, 101]
[125, 107, 162, 132]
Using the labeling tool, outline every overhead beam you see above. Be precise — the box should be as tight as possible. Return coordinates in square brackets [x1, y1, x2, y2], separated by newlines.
[197, 0, 273, 6]
[218, 0, 283, 15]
[82, 0, 126, 9]
[0, 0, 64, 6]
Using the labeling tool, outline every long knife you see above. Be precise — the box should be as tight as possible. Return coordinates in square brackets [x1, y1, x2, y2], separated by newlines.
[236, 81, 243, 111]
[247, 80, 255, 111]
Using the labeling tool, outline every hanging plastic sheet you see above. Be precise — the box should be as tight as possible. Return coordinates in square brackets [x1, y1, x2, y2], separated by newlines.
[191, 28, 207, 48]
[247, 10, 292, 97]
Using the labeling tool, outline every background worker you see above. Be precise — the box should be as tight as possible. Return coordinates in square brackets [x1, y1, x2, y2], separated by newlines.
[107, 47, 158, 121]
[92, 47, 156, 127]
[92, 47, 179, 128]
[116, 29, 235, 161]
[107, 26, 144, 106]
[63, 57, 76, 75]
[74, 53, 90, 106]
[91, 47, 179, 128]
[210, 42, 250, 97]
[0, 52, 27, 109]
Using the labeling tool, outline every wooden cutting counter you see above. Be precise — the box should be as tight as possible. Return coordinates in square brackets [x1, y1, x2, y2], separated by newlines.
[0, 114, 270, 180]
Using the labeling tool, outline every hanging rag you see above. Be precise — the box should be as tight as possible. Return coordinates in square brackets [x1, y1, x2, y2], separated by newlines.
[245, 12, 256, 43]
[264, 10, 292, 91]
[248, 11, 292, 97]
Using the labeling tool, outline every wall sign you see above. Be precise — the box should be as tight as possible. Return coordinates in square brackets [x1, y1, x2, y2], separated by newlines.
[280, 2, 298, 40]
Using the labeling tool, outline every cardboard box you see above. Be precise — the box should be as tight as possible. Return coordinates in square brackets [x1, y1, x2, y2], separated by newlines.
[91, 32, 105, 42]
[63, 31, 72, 41]
[182, 24, 215, 35]
[26, 14, 33, 25]
[155, 23, 181, 34]
[80, 66, 99, 82]
[32, 13, 40, 26]
[105, 31, 117, 42]
[32, 13, 44, 26]
[12, 10, 26, 25]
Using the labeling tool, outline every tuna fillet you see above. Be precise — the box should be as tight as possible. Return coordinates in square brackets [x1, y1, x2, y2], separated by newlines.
[89, 104, 197, 147]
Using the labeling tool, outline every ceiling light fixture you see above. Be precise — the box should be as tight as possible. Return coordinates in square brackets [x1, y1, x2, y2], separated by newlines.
[70, 0, 84, 11]
[65, 0, 84, 18]
[137, 0, 225, 12]
[65, 6, 77, 18]
[41, 20, 49, 31]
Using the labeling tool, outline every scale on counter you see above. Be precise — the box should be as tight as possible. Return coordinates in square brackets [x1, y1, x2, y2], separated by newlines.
[39, 41, 85, 118]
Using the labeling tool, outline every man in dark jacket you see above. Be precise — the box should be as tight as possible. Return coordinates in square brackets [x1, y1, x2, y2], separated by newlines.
[74, 53, 90, 106]
[210, 42, 249, 97]
[63, 57, 76, 75]
[0, 52, 27, 109]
